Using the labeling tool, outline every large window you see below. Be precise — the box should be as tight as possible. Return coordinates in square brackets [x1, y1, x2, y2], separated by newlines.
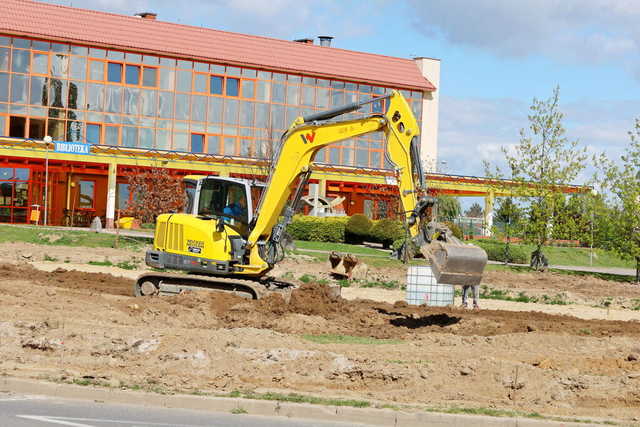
[9, 116, 26, 137]
[0, 166, 30, 223]
[0, 35, 424, 168]
[125, 65, 140, 85]
[191, 133, 204, 153]
[86, 123, 101, 144]
[107, 62, 122, 83]
[116, 182, 130, 210]
[78, 180, 95, 209]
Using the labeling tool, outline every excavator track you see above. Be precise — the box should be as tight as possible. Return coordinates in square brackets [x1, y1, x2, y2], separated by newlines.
[134, 272, 293, 300]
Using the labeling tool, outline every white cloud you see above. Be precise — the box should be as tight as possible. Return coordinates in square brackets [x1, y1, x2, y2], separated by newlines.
[408, 0, 640, 74]
[438, 95, 636, 182]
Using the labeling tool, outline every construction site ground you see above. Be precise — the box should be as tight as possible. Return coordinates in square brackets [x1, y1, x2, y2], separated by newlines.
[1, 241, 640, 425]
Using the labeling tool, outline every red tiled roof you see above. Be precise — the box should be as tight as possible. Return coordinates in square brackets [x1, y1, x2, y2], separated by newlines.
[0, 0, 435, 91]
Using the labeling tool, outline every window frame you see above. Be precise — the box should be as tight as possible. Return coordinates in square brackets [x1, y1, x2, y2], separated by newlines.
[85, 122, 102, 144]
[87, 58, 106, 82]
[30, 51, 49, 76]
[104, 123, 121, 146]
[106, 61, 123, 84]
[77, 179, 96, 210]
[141, 65, 158, 88]
[240, 78, 256, 100]
[225, 76, 240, 97]
[209, 74, 224, 96]
[124, 63, 141, 86]
[190, 132, 205, 153]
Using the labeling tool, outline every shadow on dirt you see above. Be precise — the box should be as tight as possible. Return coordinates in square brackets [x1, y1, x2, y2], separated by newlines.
[390, 313, 461, 329]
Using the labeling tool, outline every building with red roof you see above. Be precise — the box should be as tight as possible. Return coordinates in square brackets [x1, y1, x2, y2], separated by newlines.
[0, 0, 441, 227]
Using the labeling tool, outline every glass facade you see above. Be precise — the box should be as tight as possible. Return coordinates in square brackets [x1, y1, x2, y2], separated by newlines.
[0, 35, 424, 169]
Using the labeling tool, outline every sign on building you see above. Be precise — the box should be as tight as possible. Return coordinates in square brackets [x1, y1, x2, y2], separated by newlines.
[54, 141, 91, 155]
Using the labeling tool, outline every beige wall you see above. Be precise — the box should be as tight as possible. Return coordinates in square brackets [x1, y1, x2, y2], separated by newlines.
[413, 57, 441, 172]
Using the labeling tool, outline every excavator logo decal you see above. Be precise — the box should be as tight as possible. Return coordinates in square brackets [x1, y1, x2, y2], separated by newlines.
[300, 131, 316, 144]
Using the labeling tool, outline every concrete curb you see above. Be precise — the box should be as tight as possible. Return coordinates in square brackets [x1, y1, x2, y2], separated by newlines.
[0, 377, 607, 427]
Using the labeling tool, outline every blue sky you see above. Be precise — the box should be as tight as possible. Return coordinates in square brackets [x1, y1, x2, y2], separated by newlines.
[41, 0, 640, 186]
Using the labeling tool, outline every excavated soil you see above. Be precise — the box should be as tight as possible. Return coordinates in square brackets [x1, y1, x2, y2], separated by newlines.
[0, 263, 132, 296]
[2, 260, 640, 423]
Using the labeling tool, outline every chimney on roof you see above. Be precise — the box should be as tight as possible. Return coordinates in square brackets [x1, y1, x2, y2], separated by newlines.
[135, 12, 157, 20]
[294, 38, 314, 45]
[318, 36, 333, 47]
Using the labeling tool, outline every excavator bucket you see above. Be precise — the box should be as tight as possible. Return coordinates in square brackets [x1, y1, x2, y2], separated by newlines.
[421, 241, 488, 287]
[328, 251, 359, 278]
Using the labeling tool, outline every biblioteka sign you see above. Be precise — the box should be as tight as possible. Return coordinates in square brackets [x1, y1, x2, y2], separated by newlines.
[54, 141, 91, 155]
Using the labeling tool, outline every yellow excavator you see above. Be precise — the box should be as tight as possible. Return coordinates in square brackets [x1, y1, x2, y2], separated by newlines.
[135, 91, 487, 298]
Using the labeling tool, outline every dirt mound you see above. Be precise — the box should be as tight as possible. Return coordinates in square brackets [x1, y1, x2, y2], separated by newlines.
[154, 282, 640, 340]
[0, 263, 132, 296]
[3, 263, 639, 341]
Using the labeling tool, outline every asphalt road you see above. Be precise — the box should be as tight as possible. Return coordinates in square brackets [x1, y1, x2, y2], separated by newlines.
[0, 393, 369, 427]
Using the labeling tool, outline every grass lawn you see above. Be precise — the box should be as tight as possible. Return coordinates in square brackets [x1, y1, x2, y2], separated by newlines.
[293, 240, 388, 256]
[0, 224, 149, 250]
[471, 240, 635, 269]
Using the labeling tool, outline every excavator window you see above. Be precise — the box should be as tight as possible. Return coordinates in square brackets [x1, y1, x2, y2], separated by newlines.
[183, 180, 197, 214]
[197, 179, 248, 228]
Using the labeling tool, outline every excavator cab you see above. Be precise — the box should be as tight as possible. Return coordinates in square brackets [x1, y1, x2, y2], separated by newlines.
[181, 176, 265, 238]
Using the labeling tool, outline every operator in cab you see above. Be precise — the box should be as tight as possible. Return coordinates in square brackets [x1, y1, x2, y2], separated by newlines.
[222, 186, 248, 235]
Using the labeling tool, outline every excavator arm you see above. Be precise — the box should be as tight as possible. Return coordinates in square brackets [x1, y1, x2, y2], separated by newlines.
[241, 92, 421, 268]
[239, 90, 486, 286]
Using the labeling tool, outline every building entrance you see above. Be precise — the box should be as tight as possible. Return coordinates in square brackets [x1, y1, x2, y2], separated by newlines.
[0, 166, 31, 223]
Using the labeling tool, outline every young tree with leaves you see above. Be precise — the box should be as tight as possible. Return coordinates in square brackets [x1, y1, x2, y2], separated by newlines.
[464, 202, 483, 218]
[485, 86, 587, 270]
[597, 119, 640, 283]
[436, 195, 461, 222]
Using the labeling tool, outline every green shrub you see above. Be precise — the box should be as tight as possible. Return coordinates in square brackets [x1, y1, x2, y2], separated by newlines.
[286, 215, 346, 242]
[443, 221, 464, 240]
[345, 214, 372, 244]
[369, 219, 404, 248]
[473, 240, 528, 264]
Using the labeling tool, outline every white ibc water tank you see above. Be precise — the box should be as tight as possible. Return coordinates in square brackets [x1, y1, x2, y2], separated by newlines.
[405, 266, 454, 307]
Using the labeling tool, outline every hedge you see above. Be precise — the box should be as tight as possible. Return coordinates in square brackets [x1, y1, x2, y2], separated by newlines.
[345, 214, 373, 244]
[472, 239, 529, 264]
[286, 215, 347, 243]
[369, 219, 405, 248]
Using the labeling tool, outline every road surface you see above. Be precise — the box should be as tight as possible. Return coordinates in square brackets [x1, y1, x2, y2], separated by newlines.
[0, 392, 367, 427]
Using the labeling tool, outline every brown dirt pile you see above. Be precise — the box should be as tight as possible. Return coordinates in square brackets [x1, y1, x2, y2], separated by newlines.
[2, 264, 639, 340]
[127, 281, 640, 340]
[0, 263, 133, 296]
